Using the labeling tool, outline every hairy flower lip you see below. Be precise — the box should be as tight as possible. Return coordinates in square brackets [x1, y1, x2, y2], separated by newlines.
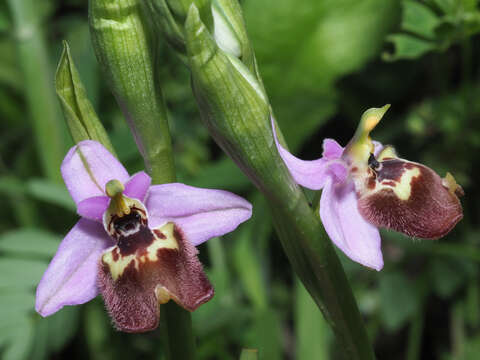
[35, 140, 252, 331]
[271, 107, 463, 271]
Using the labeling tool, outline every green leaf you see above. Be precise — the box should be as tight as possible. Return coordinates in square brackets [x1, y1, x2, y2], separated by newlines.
[0, 315, 34, 360]
[245, 309, 282, 360]
[26, 178, 75, 211]
[240, 349, 259, 360]
[46, 307, 79, 352]
[379, 272, 419, 331]
[7, 0, 66, 183]
[55, 40, 115, 154]
[295, 279, 330, 360]
[431, 259, 468, 298]
[0, 290, 35, 325]
[189, 156, 250, 191]
[233, 227, 268, 309]
[384, 34, 436, 61]
[0, 258, 47, 289]
[402, 0, 440, 39]
[243, 0, 400, 148]
[0, 228, 60, 258]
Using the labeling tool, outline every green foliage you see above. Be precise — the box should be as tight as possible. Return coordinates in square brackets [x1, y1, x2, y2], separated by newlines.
[1, 0, 479, 358]
[385, 0, 480, 60]
[243, 0, 401, 149]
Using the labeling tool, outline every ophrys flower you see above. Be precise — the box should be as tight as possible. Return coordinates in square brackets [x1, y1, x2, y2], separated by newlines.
[272, 105, 463, 270]
[35, 140, 252, 332]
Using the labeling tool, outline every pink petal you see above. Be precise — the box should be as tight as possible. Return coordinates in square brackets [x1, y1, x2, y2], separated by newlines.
[124, 171, 151, 202]
[320, 178, 383, 271]
[35, 219, 114, 317]
[77, 196, 110, 222]
[372, 140, 384, 157]
[323, 139, 344, 160]
[61, 140, 129, 204]
[271, 117, 346, 190]
[146, 183, 252, 246]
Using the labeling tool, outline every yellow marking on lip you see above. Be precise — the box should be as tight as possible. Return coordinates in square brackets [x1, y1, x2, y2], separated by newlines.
[102, 222, 179, 281]
[368, 166, 420, 201]
[377, 146, 397, 161]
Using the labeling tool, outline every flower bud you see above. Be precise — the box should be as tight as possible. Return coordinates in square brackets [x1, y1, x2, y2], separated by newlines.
[89, 0, 175, 183]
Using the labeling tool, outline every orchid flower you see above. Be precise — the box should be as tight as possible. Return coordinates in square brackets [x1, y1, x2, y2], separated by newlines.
[35, 140, 252, 332]
[272, 105, 463, 271]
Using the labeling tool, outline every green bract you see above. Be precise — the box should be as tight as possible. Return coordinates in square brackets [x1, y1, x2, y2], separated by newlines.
[55, 41, 115, 155]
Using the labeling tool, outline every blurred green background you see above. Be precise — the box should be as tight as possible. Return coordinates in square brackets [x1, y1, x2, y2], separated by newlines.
[1, 0, 479, 359]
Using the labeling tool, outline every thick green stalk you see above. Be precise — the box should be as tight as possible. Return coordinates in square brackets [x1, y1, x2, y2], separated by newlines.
[88, 0, 195, 358]
[7, 0, 65, 182]
[89, 0, 175, 183]
[183, 6, 375, 360]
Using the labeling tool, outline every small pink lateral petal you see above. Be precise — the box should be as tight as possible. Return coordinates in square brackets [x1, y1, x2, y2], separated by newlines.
[77, 196, 110, 222]
[322, 139, 344, 160]
[35, 219, 114, 317]
[271, 117, 346, 190]
[61, 140, 129, 204]
[146, 183, 252, 246]
[320, 178, 383, 271]
[124, 171, 152, 202]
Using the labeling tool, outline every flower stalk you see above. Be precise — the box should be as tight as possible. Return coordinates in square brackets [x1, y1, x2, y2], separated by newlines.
[89, 0, 175, 184]
[163, 3, 375, 359]
[88, 0, 196, 357]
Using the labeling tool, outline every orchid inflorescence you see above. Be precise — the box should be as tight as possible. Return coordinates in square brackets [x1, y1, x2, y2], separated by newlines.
[35, 105, 463, 333]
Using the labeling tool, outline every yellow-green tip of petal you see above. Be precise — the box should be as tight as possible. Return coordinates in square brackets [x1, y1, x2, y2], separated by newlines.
[356, 104, 391, 139]
[344, 104, 391, 165]
[105, 180, 130, 217]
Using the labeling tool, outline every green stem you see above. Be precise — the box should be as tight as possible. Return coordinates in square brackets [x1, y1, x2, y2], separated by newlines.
[89, 0, 176, 184]
[183, 7, 375, 358]
[88, 0, 195, 357]
[406, 307, 424, 360]
[162, 302, 197, 360]
[7, 0, 65, 183]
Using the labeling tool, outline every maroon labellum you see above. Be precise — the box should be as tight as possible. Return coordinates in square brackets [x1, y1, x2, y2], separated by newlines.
[99, 197, 213, 333]
[356, 154, 463, 239]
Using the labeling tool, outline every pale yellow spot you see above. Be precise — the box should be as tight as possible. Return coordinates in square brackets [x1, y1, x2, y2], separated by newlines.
[102, 252, 136, 281]
[102, 222, 179, 281]
[391, 167, 420, 200]
[442, 172, 463, 197]
[369, 166, 420, 200]
[155, 285, 174, 305]
[377, 146, 398, 161]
